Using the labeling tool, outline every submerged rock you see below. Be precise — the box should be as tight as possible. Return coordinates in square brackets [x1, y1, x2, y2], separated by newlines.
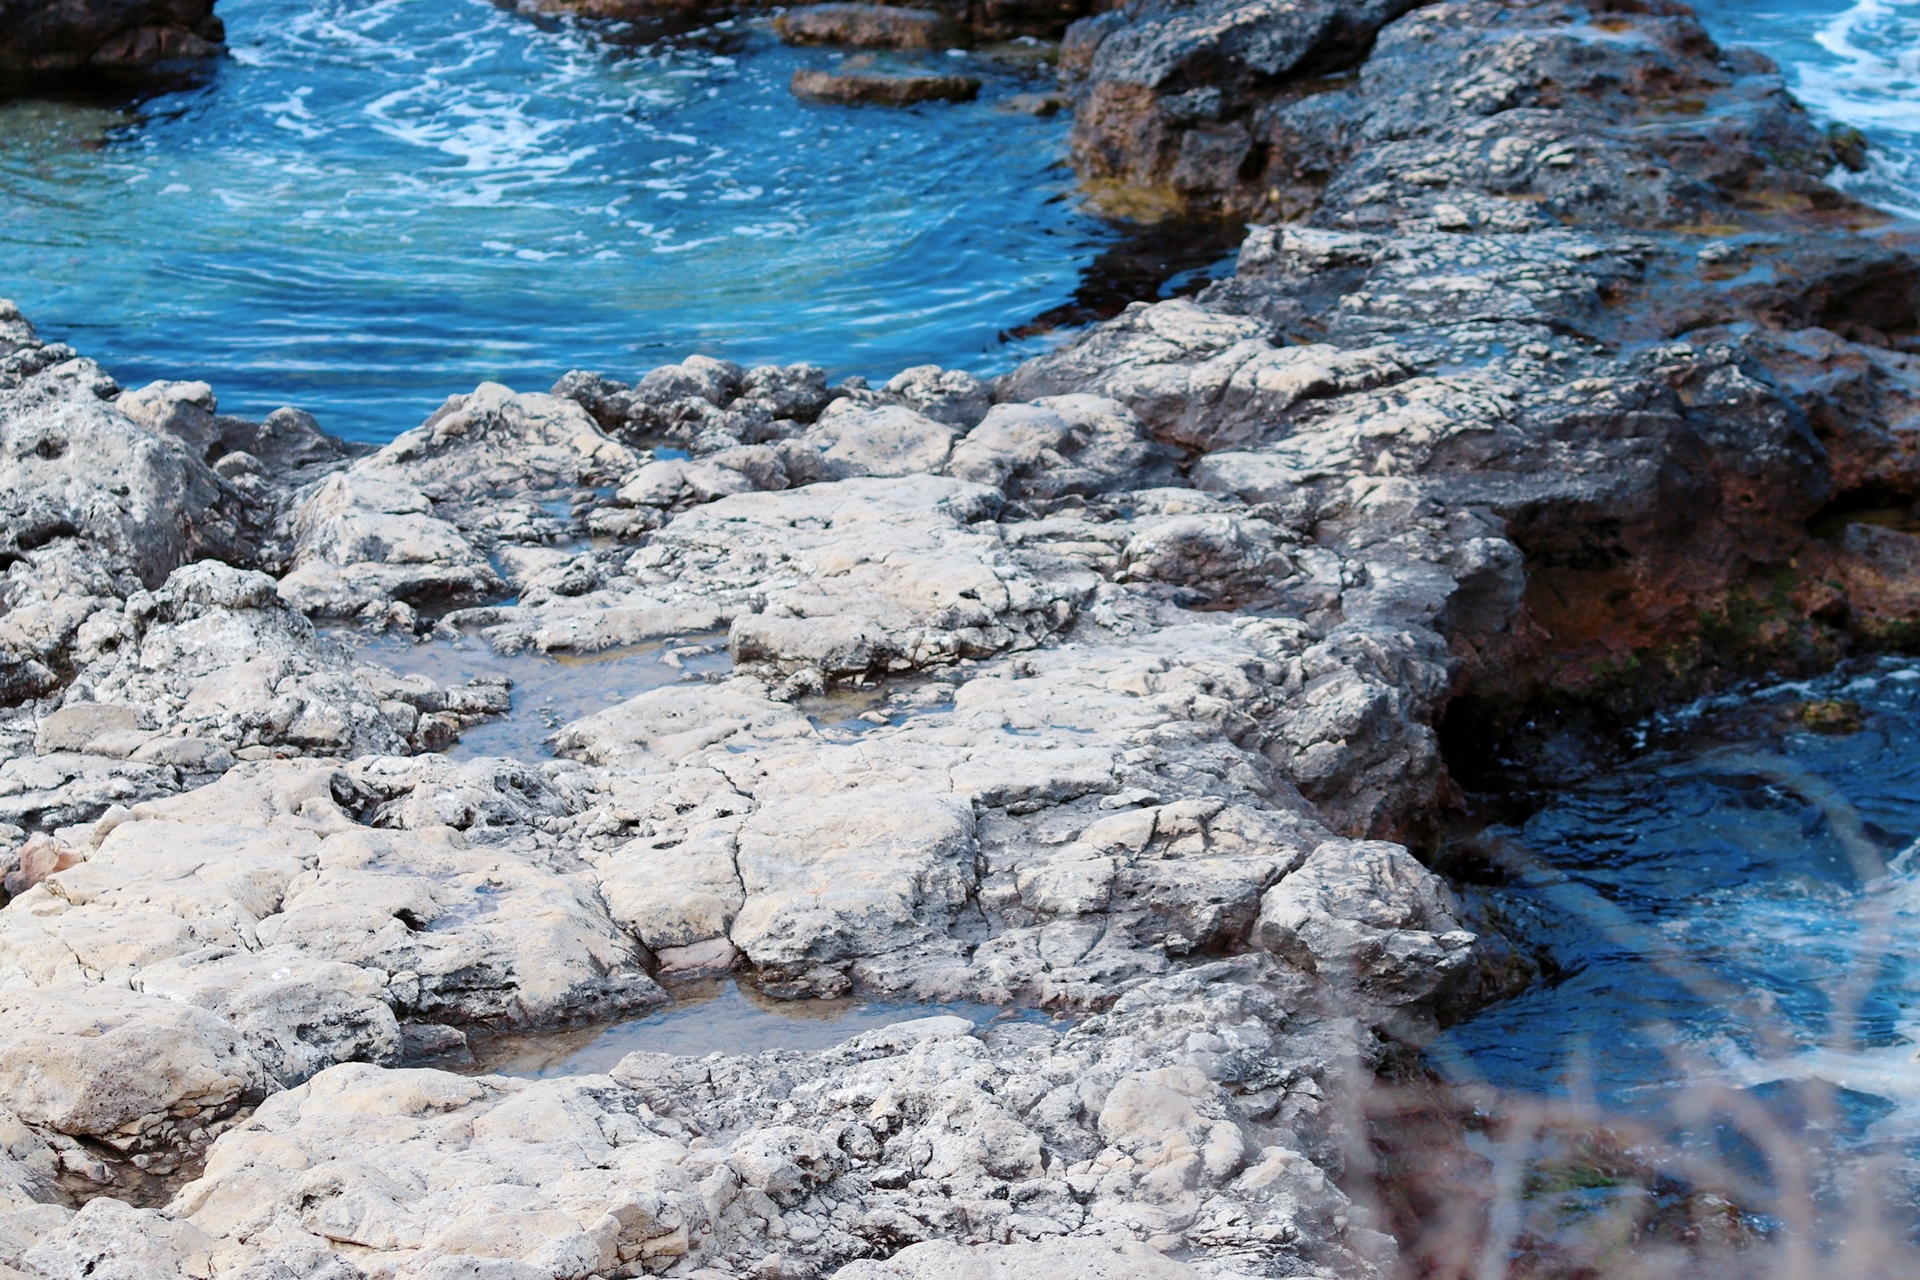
[777, 4, 968, 50]
[791, 67, 983, 106]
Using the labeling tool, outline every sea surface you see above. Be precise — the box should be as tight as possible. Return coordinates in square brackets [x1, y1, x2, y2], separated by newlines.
[1693, 0, 1920, 217]
[1, 2, 1914, 446]
[1435, 659, 1920, 1253]
[0, 0, 1116, 442]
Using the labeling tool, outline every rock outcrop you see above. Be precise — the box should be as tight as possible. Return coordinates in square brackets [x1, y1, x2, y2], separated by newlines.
[4, 1, 1920, 1277]
[0, 0, 225, 76]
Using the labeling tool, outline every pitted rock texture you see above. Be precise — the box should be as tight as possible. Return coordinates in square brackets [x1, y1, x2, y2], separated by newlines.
[777, 5, 968, 50]
[5, 1, 1920, 1278]
[1065, 0, 1853, 221]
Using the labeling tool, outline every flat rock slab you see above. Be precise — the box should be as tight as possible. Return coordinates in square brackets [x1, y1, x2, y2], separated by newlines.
[791, 67, 982, 106]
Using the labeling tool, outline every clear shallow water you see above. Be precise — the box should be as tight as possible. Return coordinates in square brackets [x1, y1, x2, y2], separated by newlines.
[1436, 658, 1920, 1241]
[1694, 0, 1920, 217]
[0, 0, 1111, 443]
[458, 977, 1023, 1077]
[333, 626, 732, 759]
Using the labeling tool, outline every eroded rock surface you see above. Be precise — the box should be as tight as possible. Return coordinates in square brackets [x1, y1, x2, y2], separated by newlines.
[6, 1, 1920, 1277]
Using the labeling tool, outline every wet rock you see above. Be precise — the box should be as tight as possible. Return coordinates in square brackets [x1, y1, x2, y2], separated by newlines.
[791, 67, 982, 106]
[1066, 0, 1844, 220]
[777, 4, 967, 50]
[1065, 0, 1421, 213]
[0, 0, 224, 76]
[999, 91, 1070, 116]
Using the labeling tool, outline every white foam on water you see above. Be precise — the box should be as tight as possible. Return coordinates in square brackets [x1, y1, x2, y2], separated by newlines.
[1700, 0, 1920, 215]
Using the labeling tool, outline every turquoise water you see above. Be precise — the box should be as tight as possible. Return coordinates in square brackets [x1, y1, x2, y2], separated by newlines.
[0, 0, 1107, 442]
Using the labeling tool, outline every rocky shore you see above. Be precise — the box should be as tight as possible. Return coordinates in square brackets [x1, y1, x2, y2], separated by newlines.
[3, 1, 1920, 1277]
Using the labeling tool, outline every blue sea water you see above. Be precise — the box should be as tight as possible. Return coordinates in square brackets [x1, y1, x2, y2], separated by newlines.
[0, 0, 1110, 442]
[1434, 659, 1920, 1241]
[1425, 7, 1920, 1233]
[1692, 0, 1920, 217]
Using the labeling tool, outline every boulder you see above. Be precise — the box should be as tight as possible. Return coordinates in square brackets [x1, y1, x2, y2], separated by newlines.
[791, 67, 981, 106]
[0, 985, 266, 1144]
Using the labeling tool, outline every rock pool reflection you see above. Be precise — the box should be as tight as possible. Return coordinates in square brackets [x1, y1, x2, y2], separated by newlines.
[333, 627, 732, 759]
[450, 977, 1032, 1077]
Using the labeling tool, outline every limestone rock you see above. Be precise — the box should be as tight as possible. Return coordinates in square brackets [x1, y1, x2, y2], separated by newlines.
[278, 383, 637, 619]
[0, 342, 249, 590]
[0, 985, 266, 1144]
[1252, 839, 1478, 1037]
[832, 1238, 1201, 1278]
[782, 403, 959, 483]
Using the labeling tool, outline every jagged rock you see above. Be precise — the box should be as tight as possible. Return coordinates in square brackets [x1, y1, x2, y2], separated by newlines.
[945, 396, 1170, 500]
[1065, 0, 1421, 212]
[0, 0, 224, 75]
[1252, 839, 1477, 1038]
[0, 327, 250, 589]
[4, 6, 1917, 1278]
[884, 364, 992, 428]
[278, 383, 637, 619]
[0, 1108, 60, 1212]
[158, 960, 1381, 1277]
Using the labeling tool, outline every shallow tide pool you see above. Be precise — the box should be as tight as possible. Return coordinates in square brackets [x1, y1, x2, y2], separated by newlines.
[0, 0, 1118, 442]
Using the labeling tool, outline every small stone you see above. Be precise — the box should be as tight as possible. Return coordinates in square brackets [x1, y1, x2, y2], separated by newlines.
[790, 68, 980, 107]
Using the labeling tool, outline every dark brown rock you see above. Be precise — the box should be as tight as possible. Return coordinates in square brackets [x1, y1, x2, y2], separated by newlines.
[776, 3, 967, 49]
[790, 66, 981, 106]
[0, 0, 224, 75]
